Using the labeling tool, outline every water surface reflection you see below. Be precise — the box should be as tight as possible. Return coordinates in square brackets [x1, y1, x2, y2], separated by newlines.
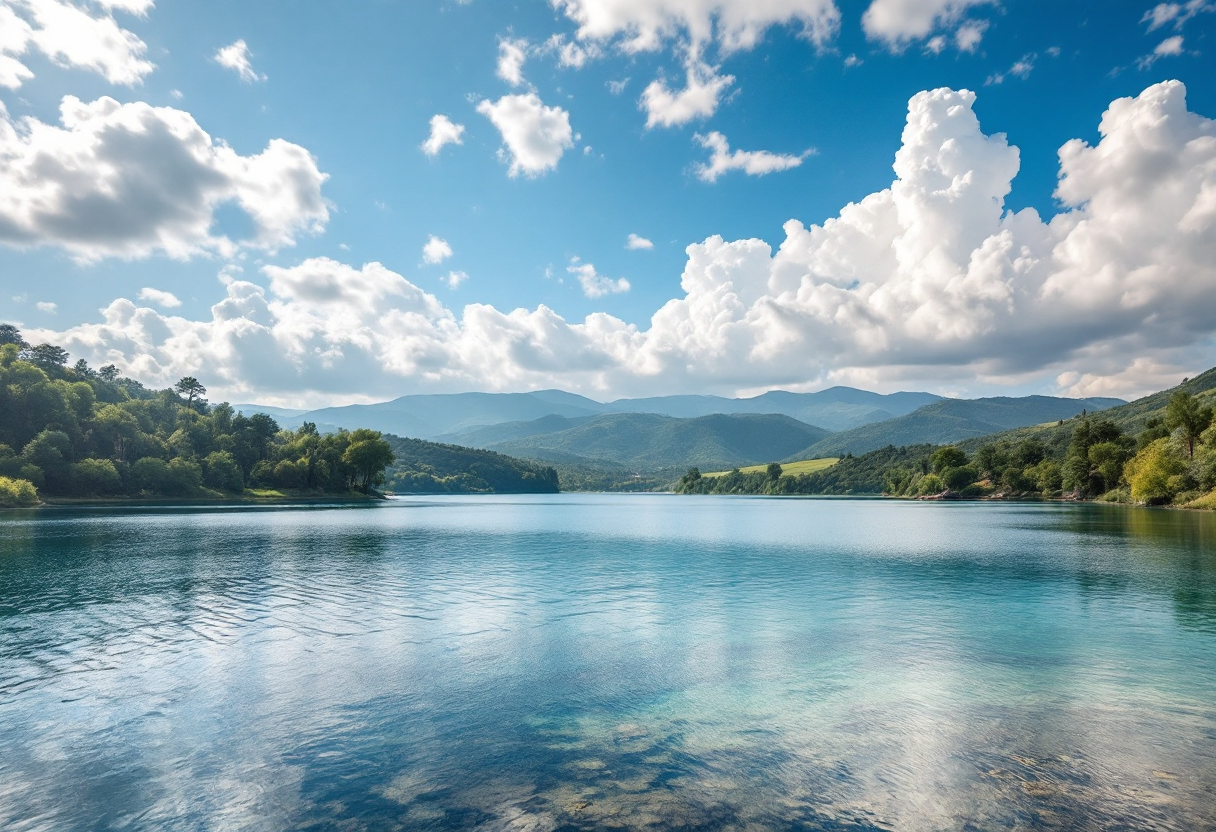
[1, 497, 1214, 831]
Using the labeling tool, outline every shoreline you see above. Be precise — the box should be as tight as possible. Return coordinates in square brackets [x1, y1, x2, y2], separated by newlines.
[8, 491, 387, 510]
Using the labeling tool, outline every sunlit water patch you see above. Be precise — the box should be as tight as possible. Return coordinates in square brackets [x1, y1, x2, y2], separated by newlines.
[2, 496, 1214, 830]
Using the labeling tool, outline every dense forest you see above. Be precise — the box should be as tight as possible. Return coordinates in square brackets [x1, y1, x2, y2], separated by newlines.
[676, 389, 1216, 509]
[0, 325, 395, 506]
[382, 436, 559, 494]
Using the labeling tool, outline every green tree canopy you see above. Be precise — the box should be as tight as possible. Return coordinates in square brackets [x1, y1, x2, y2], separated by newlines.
[342, 430, 395, 492]
[1164, 391, 1214, 459]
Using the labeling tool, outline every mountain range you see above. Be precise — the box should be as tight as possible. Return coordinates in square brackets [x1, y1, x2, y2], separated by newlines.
[234, 386, 941, 438]
[790, 395, 1125, 459]
[483, 413, 830, 473]
[236, 387, 1125, 477]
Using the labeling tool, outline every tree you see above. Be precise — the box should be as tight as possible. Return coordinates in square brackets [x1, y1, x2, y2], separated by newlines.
[0, 324, 27, 348]
[72, 359, 95, 379]
[174, 377, 207, 408]
[1124, 439, 1186, 505]
[69, 458, 122, 495]
[98, 365, 120, 382]
[1087, 441, 1130, 494]
[766, 462, 783, 480]
[931, 446, 968, 473]
[342, 430, 395, 492]
[1063, 418, 1127, 496]
[1164, 391, 1214, 459]
[203, 451, 244, 492]
[22, 343, 69, 369]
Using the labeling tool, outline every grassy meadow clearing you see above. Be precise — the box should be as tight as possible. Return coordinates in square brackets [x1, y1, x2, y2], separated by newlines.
[704, 458, 839, 477]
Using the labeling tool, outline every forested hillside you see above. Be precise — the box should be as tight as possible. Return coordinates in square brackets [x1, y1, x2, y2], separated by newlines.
[383, 436, 559, 493]
[676, 374, 1216, 509]
[0, 325, 394, 504]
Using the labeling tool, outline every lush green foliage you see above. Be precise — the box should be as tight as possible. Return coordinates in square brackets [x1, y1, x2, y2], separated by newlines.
[0, 474, 39, 506]
[0, 331, 395, 501]
[955, 366, 1216, 457]
[676, 390, 1216, 508]
[677, 445, 937, 495]
[383, 436, 559, 493]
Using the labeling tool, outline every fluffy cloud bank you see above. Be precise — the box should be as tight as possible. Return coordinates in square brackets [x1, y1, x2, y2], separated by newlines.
[862, 0, 993, 51]
[33, 82, 1216, 403]
[0, 0, 154, 89]
[0, 95, 329, 260]
[551, 0, 841, 53]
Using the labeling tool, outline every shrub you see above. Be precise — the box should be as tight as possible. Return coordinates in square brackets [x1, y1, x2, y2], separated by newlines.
[132, 457, 201, 496]
[166, 459, 202, 495]
[916, 473, 945, 495]
[203, 451, 244, 492]
[69, 458, 122, 495]
[272, 459, 306, 489]
[132, 457, 172, 493]
[942, 465, 978, 491]
[0, 475, 39, 507]
[1124, 439, 1186, 505]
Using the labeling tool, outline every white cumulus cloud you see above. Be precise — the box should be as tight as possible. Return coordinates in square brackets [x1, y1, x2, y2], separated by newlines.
[477, 92, 574, 177]
[542, 33, 602, 68]
[863, 0, 993, 52]
[551, 0, 841, 53]
[0, 95, 330, 261]
[0, 0, 155, 89]
[137, 287, 181, 308]
[213, 39, 265, 82]
[496, 37, 529, 85]
[640, 58, 734, 128]
[693, 132, 811, 182]
[30, 82, 1216, 404]
[627, 233, 654, 250]
[570, 261, 631, 298]
[422, 235, 453, 264]
[421, 114, 466, 156]
[445, 270, 469, 289]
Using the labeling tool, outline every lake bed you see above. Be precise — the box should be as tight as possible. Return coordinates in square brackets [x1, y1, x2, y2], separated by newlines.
[2, 496, 1214, 831]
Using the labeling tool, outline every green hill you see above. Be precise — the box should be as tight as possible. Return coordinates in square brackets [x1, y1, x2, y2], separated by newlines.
[382, 435, 559, 494]
[490, 412, 831, 473]
[955, 366, 1216, 457]
[790, 396, 1124, 459]
[440, 413, 595, 447]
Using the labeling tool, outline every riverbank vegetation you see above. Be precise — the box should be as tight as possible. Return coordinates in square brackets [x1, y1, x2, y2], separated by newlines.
[382, 436, 559, 493]
[0, 326, 395, 505]
[675, 390, 1216, 509]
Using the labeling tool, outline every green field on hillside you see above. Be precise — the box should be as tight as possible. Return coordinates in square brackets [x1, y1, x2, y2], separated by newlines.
[704, 458, 839, 478]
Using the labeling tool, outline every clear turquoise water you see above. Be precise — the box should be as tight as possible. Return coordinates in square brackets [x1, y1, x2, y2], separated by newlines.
[1, 496, 1215, 831]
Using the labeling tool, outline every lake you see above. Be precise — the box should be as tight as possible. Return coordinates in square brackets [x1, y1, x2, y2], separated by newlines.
[2, 496, 1215, 831]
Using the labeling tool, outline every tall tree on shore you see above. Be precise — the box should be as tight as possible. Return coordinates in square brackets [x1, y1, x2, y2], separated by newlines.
[1164, 392, 1213, 459]
[174, 377, 207, 408]
[342, 429, 395, 493]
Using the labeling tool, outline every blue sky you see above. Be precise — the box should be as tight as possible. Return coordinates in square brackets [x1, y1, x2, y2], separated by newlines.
[2, 0, 1215, 405]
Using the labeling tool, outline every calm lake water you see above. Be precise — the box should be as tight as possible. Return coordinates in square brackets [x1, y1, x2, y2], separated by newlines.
[2, 496, 1215, 832]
